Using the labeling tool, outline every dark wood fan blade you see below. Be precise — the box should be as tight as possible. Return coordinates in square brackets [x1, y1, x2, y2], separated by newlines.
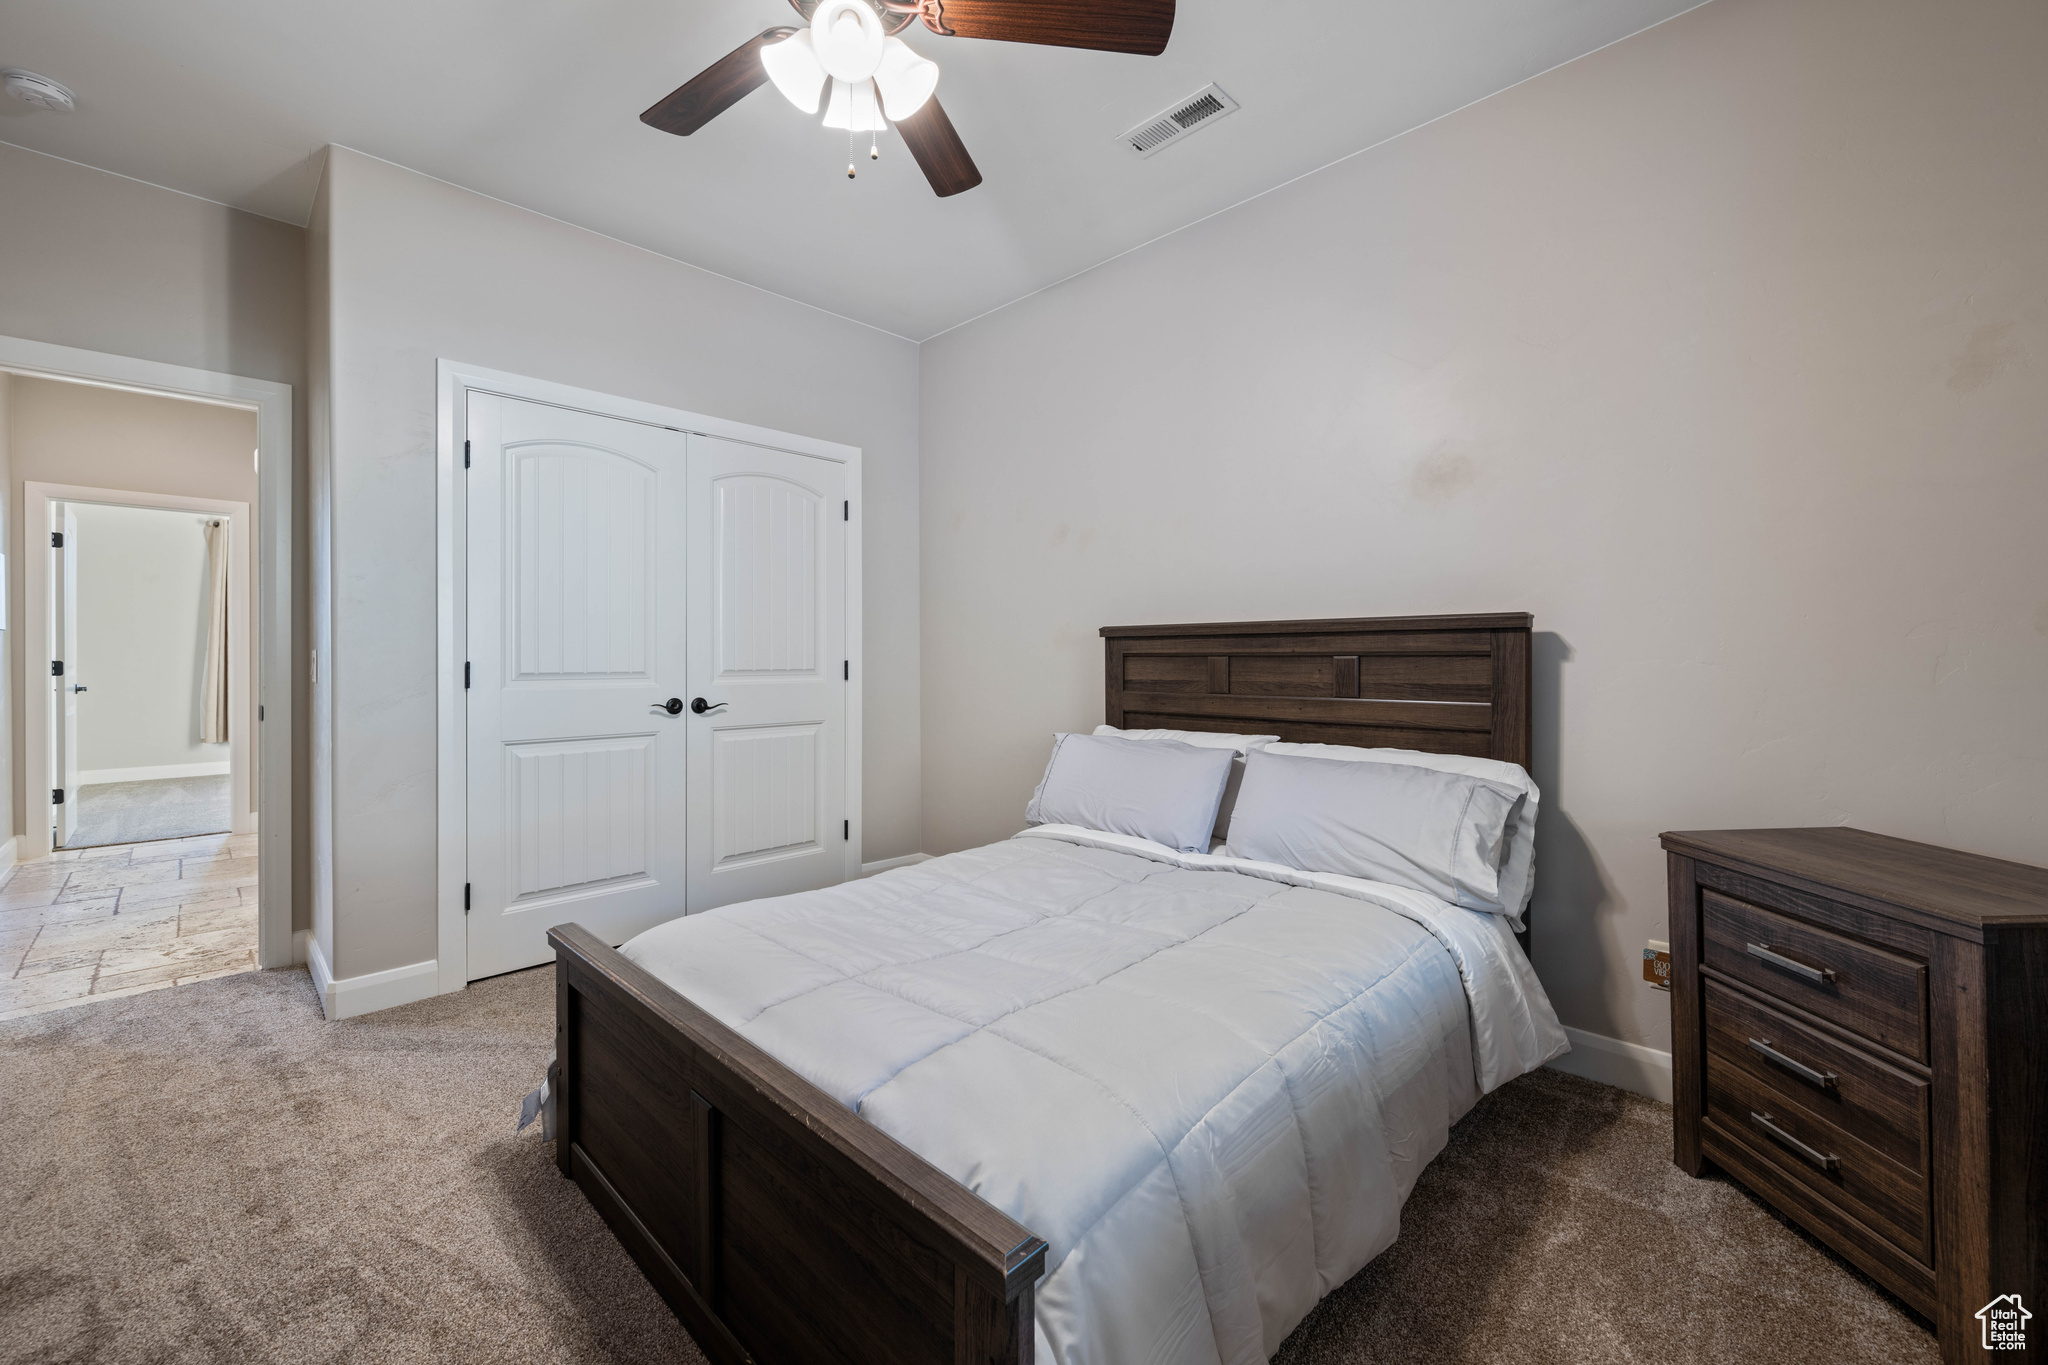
[641, 28, 797, 136]
[896, 98, 982, 197]
[926, 0, 1175, 56]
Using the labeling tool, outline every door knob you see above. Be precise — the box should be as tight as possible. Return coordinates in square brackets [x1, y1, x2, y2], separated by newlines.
[70, 684, 87, 694]
[691, 697, 727, 714]
[655, 697, 685, 715]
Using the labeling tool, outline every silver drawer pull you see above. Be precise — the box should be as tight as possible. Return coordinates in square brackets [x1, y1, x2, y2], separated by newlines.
[1750, 1111, 1840, 1171]
[1745, 942, 1835, 985]
[1747, 1037, 1838, 1090]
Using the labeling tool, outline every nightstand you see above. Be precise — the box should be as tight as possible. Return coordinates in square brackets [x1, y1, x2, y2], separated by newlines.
[1660, 827, 2047, 1363]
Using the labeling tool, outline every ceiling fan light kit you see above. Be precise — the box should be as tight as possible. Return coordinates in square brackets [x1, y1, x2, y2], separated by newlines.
[811, 0, 887, 80]
[641, 0, 1176, 197]
[821, 73, 887, 133]
[873, 37, 940, 119]
[760, 30, 827, 113]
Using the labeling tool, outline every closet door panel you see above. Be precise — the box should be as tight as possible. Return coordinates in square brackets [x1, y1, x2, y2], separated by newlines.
[465, 394, 688, 979]
[685, 436, 847, 911]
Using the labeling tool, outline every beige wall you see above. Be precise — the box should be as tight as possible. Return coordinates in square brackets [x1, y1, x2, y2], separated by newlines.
[6, 377, 260, 823]
[315, 147, 922, 980]
[0, 144, 306, 389]
[0, 143, 308, 928]
[917, 0, 2048, 1054]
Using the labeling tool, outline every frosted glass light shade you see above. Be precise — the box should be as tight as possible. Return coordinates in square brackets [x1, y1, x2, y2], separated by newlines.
[761, 30, 826, 113]
[809, 0, 887, 83]
[821, 77, 887, 133]
[873, 37, 938, 119]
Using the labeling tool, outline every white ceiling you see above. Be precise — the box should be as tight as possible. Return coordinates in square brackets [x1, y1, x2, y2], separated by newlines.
[1, 0, 1700, 339]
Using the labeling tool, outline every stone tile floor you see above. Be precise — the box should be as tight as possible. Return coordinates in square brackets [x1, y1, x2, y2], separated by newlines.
[0, 832, 258, 1021]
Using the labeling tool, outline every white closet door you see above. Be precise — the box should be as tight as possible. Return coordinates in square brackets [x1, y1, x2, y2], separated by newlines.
[52, 505, 80, 847]
[465, 395, 689, 979]
[685, 434, 847, 911]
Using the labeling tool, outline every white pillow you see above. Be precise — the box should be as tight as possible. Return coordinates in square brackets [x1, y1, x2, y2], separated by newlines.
[1225, 748, 1527, 915]
[1261, 741, 1539, 923]
[1095, 726, 1280, 845]
[1026, 733, 1237, 853]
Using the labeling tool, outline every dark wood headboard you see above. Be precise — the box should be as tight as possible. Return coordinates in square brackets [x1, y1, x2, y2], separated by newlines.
[1100, 613, 1533, 773]
[1102, 613, 1538, 952]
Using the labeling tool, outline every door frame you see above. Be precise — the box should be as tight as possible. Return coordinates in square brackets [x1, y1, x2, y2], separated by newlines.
[435, 360, 863, 995]
[0, 336, 294, 971]
[25, 482, 253, 853]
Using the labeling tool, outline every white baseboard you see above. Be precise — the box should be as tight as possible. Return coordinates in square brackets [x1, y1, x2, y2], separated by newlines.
[303, 934, 440, 1020]
[78, 760, 232, 786]
[0, 836, 17, 879]
[1546, 1025, 1674, 1103]
[305, 933, 334, 1010]
[860, 852, 932, 877]
[326, 958, 439, 1020]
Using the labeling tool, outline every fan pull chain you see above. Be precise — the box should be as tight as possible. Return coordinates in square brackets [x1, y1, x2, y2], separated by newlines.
[870, 128, 880, 161]
[847, 126, 856, 179]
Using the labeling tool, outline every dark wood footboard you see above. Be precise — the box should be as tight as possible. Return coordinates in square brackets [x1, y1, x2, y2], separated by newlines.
[549, 924, 1048, 1365]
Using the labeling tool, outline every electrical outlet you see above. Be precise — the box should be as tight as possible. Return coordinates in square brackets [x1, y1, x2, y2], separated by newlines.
[1644, 939, 1671, 991]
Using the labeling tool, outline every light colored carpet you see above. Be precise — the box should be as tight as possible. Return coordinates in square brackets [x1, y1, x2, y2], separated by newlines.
[0, 966, 1937, 1365]
[67, 774, 231, 849]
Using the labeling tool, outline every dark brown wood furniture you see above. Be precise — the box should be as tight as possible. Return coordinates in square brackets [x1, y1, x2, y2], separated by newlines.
[550, 614, 1535, 1365]
[1102, 612, 1531, 763]
[549, 923, 1044, 1365]
[1104, 612, 1536, 951]
[1662, 827, 2048, 1363]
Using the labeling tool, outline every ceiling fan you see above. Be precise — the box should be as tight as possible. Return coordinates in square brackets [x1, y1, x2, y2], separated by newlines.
[641, 0, 1177, 198]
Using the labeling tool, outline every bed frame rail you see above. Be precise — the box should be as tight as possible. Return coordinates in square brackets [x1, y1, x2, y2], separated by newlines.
[550, 923, 1048, 1365]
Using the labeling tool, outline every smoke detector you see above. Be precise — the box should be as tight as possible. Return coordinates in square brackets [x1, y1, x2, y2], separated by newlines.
[1119, 83, 1238, 158]
[4, 70, 76, 113]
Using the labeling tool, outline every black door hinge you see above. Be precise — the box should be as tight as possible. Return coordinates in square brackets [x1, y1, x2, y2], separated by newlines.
[259, 704, 265, 722]
[843, 820, 850, 841]
[464, 882, 472, 912]
[843, 660, 849, 680]
[50, 531, 63, 548]
[464, 439, 471, 469]
[843, 500, 849, 521]
[51, 660, 63, 677]
[464, 661, 471, 689]
[52, 788, 64, 805]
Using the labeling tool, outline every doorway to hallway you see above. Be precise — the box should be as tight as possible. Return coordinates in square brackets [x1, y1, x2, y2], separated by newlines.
[0, 334, 295, 972]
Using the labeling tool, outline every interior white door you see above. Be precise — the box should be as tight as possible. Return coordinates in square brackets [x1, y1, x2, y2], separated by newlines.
[685, 434, 847, 911]
[52, 505, 80, 847]
[465, 395, 690, 979]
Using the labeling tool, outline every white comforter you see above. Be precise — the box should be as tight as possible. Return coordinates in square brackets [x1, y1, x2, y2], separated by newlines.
[619, 827, 1568, 1364]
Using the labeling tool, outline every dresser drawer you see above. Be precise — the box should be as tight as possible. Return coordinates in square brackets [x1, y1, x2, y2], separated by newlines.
[1703, 980, 1929, 1175]
[1704, 1042, 1930, 1264]
[1700, 889, 1927, 1061]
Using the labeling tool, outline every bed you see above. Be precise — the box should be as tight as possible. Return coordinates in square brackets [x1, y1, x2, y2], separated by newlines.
[547, 613, 1565, 1365]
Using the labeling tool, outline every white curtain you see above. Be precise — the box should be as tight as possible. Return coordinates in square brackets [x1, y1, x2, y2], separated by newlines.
[201, 519, 230, 744]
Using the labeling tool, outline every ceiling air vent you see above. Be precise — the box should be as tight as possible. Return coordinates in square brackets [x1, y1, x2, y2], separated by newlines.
[1119, 83, 1239, 159]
